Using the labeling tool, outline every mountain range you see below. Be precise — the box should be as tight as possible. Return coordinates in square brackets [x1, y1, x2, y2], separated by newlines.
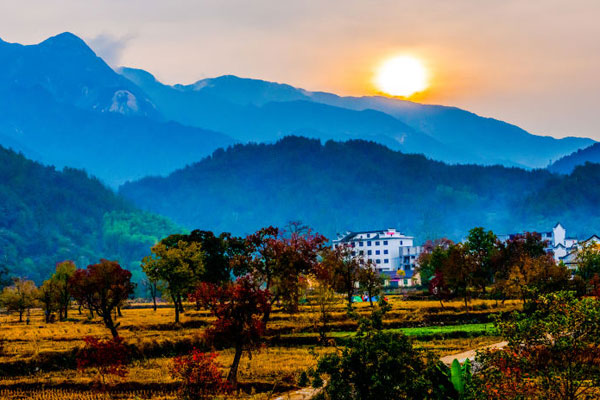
[2, 31, 600, 279]
[119, 136, 600, 241]
[0, 33, 235, 187]
[0, 32, 594, 189]
[120, 68, 594, 169]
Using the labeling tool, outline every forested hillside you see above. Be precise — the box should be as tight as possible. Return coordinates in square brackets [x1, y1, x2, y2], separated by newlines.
[120, 136, 600, 241]
[0, 146, 180, 282]
[548, 143, 600, 174]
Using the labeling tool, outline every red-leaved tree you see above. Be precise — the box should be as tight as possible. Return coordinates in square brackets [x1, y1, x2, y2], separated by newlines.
[77, 336, 130, 391]
[69, 259, 135, 338]
[171, 350, 231, 399]
[190, 276, 270, 385]
[236, 224, 326, 323]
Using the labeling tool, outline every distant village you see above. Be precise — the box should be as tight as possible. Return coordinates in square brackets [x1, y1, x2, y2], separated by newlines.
[333, 223, 600, 288]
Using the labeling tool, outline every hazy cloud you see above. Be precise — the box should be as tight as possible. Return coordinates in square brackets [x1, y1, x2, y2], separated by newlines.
[87, 33, 134, 67]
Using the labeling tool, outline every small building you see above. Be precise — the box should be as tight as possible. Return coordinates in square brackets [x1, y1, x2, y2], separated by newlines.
[560, 234, 600, 269]
[497, 222, 578, 262]
[333, 228, 422, 287]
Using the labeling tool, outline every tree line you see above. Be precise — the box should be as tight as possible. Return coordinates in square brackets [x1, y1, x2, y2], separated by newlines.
[416, 227, 600, 309]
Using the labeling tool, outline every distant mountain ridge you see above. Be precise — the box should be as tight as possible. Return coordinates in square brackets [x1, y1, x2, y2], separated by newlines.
[121, 68, 594, 168]
[548, 142, 600, 174]
[0, 31, 595, 186]
[0, 33, 235, 186]
[119, 136, 600, 241]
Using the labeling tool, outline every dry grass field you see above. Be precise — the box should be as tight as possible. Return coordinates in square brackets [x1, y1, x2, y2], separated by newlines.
[0, 296, 517, 399]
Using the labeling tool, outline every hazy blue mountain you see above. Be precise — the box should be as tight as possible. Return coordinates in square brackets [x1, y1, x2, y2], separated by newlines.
[0, 144, 180, 283]
[121, 69, 594, 168]
[120, 68, 461, 160]
[0, 33, 236, 186]
[0, 32, 158, 117]
[0, 85, 235, 187]
[548, 143, 600, 174]
[309, 94, 594, 169]
[119, 136, 600, 242]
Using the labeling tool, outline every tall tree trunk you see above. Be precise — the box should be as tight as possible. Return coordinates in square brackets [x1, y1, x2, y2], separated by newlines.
[172, 293, 180, 324]
[228, 343, 243, 385]
[19, 310, 23, 322]
[104, 315, 119, 339]
[347, 290, 353, 309]
[152, 294, 157, 312]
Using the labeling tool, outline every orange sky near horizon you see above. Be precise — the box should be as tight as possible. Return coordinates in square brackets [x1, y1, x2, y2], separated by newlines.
[0, 0, 599, 140]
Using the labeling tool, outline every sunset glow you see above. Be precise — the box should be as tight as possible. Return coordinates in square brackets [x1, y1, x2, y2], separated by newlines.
[374, 55, 428, 97]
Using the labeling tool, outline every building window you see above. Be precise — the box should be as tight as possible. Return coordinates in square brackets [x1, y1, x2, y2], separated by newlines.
[375, 241, 380, 246]
[367, 234, 370, 238]
[359, 242, 363, 247]
[359, 250, 364, 255]
[384, 249, 388, 254]
[376, 259, 381, 264]
[367, 241, 372, 246]
[404, 279, 408, 285]
[383, 240, 388, 245]
[351, 251, 356, 256]
[368, 258, 372, 263]
[400, 240, 403, 245]
[384, 259, 389, 263]
[367, 250, 372, 255]
[376, 250, 380, 255]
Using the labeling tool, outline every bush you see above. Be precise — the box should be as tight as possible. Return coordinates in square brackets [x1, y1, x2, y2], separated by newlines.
[76, 336, 130, 390]
[171, 349, 231, 400]
[314, 330, 456, 399]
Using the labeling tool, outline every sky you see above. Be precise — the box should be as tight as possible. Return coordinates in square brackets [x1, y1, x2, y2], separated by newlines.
[1, 0, 599, 140]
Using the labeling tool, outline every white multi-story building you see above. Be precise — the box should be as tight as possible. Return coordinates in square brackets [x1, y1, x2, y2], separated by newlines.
[497, 222, 578, 262]
[333, 228, 422, 287]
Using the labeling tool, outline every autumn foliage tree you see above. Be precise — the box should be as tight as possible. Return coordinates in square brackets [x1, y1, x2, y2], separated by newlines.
[37, 279, 60, 323]
[51, 260, 76, 320]
[235, 224, 326, 322]
[357, 260, 382, 307]
[321, 244, 361, 309]
[69, 260, 135, 338]
[417, 238, 453, 286]
[0, 278, 37, 322]
[190, 276, 270, 386]
[142, 239, 203, 323]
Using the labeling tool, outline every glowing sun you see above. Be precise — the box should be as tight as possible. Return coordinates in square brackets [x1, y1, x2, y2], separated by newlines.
[374, 55, 428, 97]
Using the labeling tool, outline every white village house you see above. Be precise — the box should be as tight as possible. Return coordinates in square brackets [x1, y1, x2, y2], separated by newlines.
[497, 222, 578, 262]
[559, 234, 600, 269]
[333, 229, 422, 287]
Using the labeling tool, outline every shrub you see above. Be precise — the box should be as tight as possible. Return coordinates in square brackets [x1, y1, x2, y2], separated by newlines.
[171, 350, 231, 400]
[314, 330, 455, 399]
[76, 336, 130, 390]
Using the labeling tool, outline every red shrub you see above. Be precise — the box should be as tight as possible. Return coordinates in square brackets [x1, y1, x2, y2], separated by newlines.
[171, 350, 231, 400]
[77, 336, 130, 388]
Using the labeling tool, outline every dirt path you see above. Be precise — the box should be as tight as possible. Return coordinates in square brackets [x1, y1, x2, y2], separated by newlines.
[273, 384, 324, 400]
[274, 341, 508, 400]
[439, 341, 508, 365]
